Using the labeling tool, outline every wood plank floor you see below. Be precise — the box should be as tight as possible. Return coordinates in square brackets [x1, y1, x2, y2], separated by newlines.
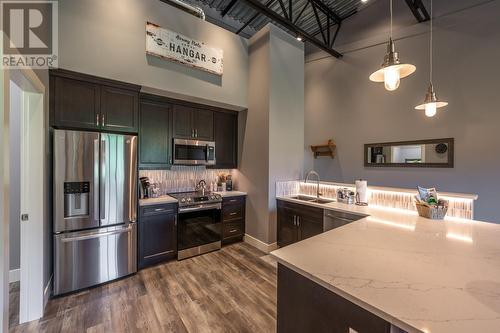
[9, 242, 277, 333]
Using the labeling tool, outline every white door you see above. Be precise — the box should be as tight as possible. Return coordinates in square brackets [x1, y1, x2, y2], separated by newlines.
[19, 91, 44, 323]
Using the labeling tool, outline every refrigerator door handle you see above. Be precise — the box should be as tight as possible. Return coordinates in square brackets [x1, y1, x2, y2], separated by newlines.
[61, 225, 133, 243]
[93, 138, 100, 222]
[100, 136, 106, 221]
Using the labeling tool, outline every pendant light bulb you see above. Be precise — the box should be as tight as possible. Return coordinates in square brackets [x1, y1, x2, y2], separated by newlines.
[384, 66, 400, 91]
[425, 103, 437, 117]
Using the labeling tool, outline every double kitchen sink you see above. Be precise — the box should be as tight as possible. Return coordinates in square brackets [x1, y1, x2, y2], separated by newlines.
[290, 195, 335, 205]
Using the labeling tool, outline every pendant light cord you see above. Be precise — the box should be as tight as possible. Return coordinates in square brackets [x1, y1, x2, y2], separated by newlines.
[390, 0, 393, 38]
[430, 0, 433, 84]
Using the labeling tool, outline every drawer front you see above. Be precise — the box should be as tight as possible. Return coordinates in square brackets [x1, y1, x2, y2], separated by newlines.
[223, 220, 245, 238]
[140, 203, 177, 217]
[223, 204, 244, 221]
[223, 196, 245, 206]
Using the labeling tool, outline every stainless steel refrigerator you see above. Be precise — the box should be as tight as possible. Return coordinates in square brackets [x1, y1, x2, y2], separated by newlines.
[53, 129, 137, 295]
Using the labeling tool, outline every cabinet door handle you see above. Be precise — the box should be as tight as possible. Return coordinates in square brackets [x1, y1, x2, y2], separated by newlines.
[96, 114, 100, 126]
[229, 212, 237, 216]
[229, 199, 238, 203]
[102, 114, 105, 126]
[191, 129, 195, 138]
[229, 229, 238, 233]
[297, 216, 300, 227]
[293, 215, 296, 226]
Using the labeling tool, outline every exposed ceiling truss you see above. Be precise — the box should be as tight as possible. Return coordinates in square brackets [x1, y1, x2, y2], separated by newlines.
[242, 0, 347, 57]
[191, 0, 374, 59]
[179, 0, 430, 58]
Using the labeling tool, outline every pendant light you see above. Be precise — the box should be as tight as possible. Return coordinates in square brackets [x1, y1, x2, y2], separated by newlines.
[369, 0, 416, 91]
[415, 0, 448, 117]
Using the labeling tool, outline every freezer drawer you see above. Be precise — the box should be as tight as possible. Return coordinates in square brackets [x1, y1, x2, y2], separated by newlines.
[54, 223, 137, 295]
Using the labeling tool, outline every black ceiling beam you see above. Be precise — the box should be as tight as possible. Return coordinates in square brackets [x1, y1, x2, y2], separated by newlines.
[405, 0, 430, 22]
[243, 0, 342, 58]
[236, 0, 275, 35]
[221, 0, 238, 17]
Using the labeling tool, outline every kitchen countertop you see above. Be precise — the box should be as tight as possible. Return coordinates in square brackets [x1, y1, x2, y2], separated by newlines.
[214, 191, 247, 198]
[139, 195, 178, 206]
[139, 191, 247, 206]
[272, 195, 500, 333]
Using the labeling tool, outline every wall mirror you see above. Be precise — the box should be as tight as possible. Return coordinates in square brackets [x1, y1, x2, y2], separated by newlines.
[365, 138, 454, 168]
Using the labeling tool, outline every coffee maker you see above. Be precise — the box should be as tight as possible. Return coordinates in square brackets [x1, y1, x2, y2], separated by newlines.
[139, 177, 151, 199]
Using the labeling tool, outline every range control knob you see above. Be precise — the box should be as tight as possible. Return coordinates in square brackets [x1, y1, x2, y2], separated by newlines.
[187, 197, 192, 203]
[180, 198, 186, 203]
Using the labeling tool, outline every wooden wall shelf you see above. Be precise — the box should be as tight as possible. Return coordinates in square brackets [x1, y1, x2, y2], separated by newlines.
[311, 140, 336, 159]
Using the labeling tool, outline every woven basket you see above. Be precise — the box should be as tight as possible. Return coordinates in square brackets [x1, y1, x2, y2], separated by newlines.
[415, 202, 448, 220]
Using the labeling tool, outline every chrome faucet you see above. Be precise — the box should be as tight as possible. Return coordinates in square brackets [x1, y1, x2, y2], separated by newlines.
[305, 170, 322, 199]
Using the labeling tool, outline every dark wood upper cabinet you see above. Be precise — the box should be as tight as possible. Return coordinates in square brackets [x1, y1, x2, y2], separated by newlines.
[139, 97, 172, 169]
[101, 86, 139, 133]
[53, 76, 100, 130]
[173, 104, 194, 139]
[193, 109, 214, 141]
[213, 111, 237, 168]
[172, 105, 214, 141]
[50, 69, 140, 133]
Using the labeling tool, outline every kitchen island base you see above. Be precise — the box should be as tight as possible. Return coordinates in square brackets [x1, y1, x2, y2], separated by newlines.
[277, 263, 406, 333]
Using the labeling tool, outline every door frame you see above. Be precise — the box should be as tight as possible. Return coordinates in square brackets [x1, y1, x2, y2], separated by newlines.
[1, 66, 46, 329]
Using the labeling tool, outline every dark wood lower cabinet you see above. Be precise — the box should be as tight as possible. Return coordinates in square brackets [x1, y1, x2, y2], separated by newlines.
[222, 196, 246, 244]
[138, 203, 177, 269]
[278, 263, 391, 333]
[277, 200, 323, 247]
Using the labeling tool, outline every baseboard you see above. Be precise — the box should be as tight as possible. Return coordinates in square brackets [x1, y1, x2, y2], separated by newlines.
[44, 274, 53, 307]
[244, 234, 278, 254]
[9, 268, 20, 283]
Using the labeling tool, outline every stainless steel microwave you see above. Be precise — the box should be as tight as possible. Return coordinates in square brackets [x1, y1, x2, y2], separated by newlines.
[173, 138, 216, 165]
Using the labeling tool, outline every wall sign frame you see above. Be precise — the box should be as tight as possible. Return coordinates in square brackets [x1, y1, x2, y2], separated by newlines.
[146, 22, 223, 75]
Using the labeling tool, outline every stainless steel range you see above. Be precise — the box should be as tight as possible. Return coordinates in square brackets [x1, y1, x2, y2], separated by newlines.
[170, 191, 223, 260]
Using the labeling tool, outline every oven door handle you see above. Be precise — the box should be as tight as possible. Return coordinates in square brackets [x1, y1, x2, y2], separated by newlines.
[179, 203, 222, 213]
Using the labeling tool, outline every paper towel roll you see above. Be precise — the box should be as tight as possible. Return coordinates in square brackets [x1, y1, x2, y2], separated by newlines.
[355, 180, 368, 205]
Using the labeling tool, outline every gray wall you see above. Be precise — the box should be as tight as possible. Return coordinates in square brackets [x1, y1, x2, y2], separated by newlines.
[240, 25, 304, 245]
[57, 0, 248, 108]
[9, 82, 21, 271]
[304, 0, 500, 222]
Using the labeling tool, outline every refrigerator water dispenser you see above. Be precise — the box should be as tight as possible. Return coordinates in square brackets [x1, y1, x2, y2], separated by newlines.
[64, 182, 90, 218]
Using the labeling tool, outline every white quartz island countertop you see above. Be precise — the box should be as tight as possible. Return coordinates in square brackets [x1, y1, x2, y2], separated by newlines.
[272, 196, 500, 333]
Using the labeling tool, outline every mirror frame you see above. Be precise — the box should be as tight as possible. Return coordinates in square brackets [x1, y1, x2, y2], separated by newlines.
[364, 138, 454, 168]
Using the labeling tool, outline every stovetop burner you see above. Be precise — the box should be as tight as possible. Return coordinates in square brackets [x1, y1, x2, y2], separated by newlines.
[169, 191, 222, 207]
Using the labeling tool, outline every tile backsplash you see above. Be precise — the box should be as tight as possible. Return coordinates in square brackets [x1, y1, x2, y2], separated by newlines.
[276, 180, 476, 220]
[139, 166, 235, 194]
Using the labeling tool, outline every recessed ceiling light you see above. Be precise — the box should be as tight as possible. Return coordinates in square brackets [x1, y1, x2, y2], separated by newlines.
[361, 0, 369, 3]
[296, 36, 302, 41]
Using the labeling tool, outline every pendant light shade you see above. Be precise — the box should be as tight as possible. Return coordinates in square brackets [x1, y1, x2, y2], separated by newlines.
[415, 83, 448, 117]
[369, 38, 416, 91]
[369, 0, 416, 91]
[415, 0, 448, 117]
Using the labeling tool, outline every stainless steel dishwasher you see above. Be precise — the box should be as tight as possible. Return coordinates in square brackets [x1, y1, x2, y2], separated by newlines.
[323, 210, 365, 232]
